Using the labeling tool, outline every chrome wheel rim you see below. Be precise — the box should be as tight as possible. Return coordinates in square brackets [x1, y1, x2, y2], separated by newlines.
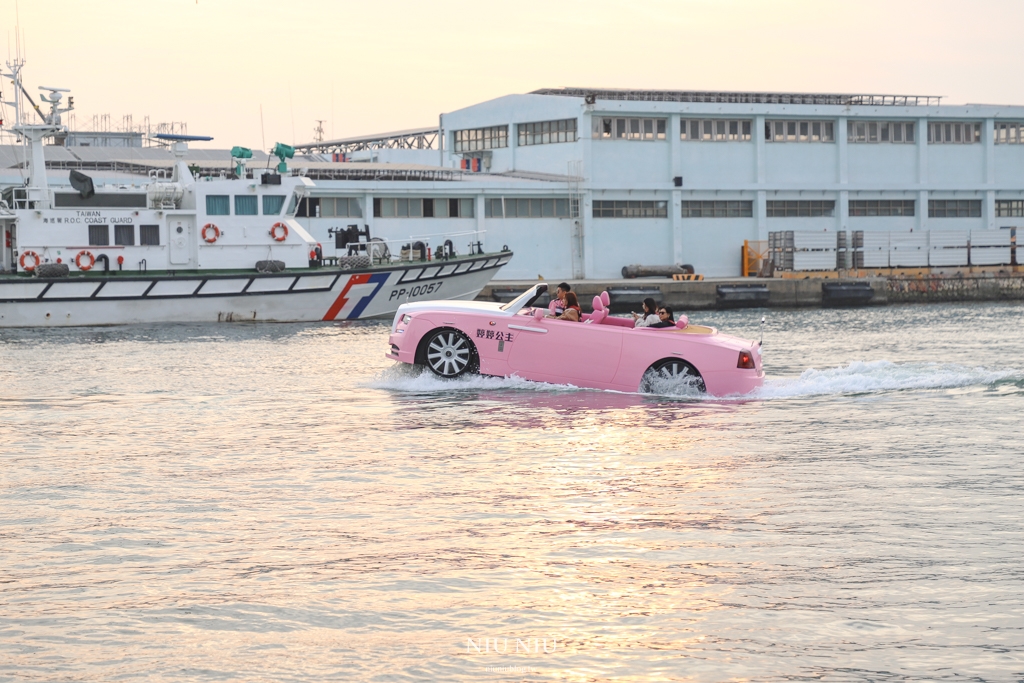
[658, 361, 688, 380]
[426, 331, 471, 377]
[641, 360, 706, 393]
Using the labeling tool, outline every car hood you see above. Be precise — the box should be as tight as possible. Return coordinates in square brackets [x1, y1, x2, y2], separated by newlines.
[397, 300, 506, 316]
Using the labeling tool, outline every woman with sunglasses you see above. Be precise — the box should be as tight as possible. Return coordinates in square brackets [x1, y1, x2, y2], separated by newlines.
[649, 306, 676, 328]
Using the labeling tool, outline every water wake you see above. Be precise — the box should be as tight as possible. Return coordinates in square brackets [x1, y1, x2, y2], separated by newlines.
[367, 363, 573, 393]
[371, 360, 1020, 401]
[753, 360, 1019, 399]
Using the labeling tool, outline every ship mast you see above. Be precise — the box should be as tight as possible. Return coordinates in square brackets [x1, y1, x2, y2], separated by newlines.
[2, 59, 73, 209]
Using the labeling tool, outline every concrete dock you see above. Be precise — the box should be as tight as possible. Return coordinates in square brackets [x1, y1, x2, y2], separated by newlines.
[478, 274, 1024, 310]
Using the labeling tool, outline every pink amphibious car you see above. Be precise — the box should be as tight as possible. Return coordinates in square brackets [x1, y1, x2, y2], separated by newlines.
[386, 283, 764, 396]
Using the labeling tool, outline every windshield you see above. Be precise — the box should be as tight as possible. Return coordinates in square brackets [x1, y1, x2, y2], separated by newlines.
[500, 284, 547, 311]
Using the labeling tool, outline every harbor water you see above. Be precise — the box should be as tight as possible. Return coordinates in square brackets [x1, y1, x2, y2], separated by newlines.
[2, 303, 1023, 681]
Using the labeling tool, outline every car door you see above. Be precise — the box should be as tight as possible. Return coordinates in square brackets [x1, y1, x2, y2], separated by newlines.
[507, 317, 623, 384]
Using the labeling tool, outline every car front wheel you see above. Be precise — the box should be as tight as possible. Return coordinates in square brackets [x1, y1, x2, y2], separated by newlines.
[423, 329, 478, 378]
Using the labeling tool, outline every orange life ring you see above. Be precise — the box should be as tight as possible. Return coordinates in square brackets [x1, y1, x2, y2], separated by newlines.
[202, 223, 220, 243]
[75, 250, 96, 272]
[19, 250, 41, 272]
[270, 222, 289, 242]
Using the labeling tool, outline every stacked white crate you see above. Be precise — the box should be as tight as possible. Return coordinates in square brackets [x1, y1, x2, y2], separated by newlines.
[791, 231, 838, 271]
[970, 229, 1012, 265]
[928, 230, 969, 266]
[836, 231, 850, 269]
[889, 231, 929, 267]
[860, 231, 890, 267]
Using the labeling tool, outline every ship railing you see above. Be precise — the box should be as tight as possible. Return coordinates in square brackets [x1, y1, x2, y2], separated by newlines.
[342, 229, 487, 263]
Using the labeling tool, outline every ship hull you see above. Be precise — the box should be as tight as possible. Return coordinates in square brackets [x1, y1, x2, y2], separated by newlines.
[0, 253, 510, 327]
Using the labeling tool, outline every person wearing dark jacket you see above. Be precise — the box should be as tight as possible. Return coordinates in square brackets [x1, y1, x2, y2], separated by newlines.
[649, 306, 676, 328]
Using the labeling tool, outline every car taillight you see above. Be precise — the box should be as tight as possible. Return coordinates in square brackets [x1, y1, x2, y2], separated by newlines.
[737, 350, 755, 369]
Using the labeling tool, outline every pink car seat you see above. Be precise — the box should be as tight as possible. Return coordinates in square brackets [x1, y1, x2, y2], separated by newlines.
[600, 291, 610, 308]
[587, 295, 607, 324]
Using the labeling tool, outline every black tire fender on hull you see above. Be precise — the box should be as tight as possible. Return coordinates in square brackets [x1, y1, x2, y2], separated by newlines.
[416, 327, 480, 378]
[640, 357, 706, 393]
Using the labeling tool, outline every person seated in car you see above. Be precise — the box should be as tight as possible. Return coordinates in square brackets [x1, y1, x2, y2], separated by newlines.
[552, 282, 571, 316]
[632, 298, 659, 327]
[649, 306, 676, 328]
[546, 291, 581, 321]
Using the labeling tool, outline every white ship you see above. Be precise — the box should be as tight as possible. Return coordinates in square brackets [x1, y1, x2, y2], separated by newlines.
[0, 63, 510, 327]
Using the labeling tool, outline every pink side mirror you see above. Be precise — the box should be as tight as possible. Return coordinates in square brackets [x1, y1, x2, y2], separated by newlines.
[676, 315, 689, 329]
[534, 308, 546, 321]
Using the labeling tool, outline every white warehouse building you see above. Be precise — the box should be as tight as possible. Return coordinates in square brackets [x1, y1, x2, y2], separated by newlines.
[293, 88, 1024, 279]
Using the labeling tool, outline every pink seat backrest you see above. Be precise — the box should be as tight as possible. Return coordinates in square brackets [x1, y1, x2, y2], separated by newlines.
[589, 308, 607, 324]
[600, 291, 610, 308]
[592, 295, 604, 312]
[675, 315, 689, 329]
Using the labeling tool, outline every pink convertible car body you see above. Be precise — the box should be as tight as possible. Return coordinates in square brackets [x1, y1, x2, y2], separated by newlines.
[385, 283, 764, 396]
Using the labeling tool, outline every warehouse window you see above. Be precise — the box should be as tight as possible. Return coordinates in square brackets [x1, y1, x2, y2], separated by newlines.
[206, 195, 230, 215]
[453, 125, 508, 152]
[320, 198, 362, 218]
[374, 198, 474, 218]
[486, 197, 572, 218]
[766, 200, 835, 217]
[848, 200, 916, 216]
[114, 224, 135, 245]
[928, 122, 981, 144]
[929, 200, 982, 217]
[765, 120, 835, 142]
[994, 123, 1024, 144]
[140, 225, 160, 246]
[680, 119, 752, 141]
[680, 201, 752, 217]
[996, 200, 1024, 217]
[847, 121, 916, 144]
[234, 195, 258, 216]
[262, 195, 285, 215]
[592, 117, 667, 140]
[593, 200, 668, 218]
[518, 119, 577, 146]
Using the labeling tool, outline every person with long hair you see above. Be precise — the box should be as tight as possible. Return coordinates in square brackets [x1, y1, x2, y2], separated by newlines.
[632, 297, 659, 327]
[547, 291, 581, 321]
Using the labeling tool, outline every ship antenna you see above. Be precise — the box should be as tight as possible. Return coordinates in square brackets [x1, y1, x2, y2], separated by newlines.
[260, 103, 269, 169]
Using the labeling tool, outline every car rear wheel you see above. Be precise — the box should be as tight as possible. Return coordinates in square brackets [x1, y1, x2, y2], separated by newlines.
[640, 358, 706, 394]
[423, 329, 477, 378]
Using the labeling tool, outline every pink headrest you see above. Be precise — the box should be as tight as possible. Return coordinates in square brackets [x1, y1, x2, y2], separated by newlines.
[592, 295, 603, 312]
[600, 291, 610, 307]
[548, 299, 558, 314]
[675, 315, 689, 329]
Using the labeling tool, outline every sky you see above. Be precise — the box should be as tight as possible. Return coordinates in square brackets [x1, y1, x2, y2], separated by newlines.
[2, 0, 1023, 150]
